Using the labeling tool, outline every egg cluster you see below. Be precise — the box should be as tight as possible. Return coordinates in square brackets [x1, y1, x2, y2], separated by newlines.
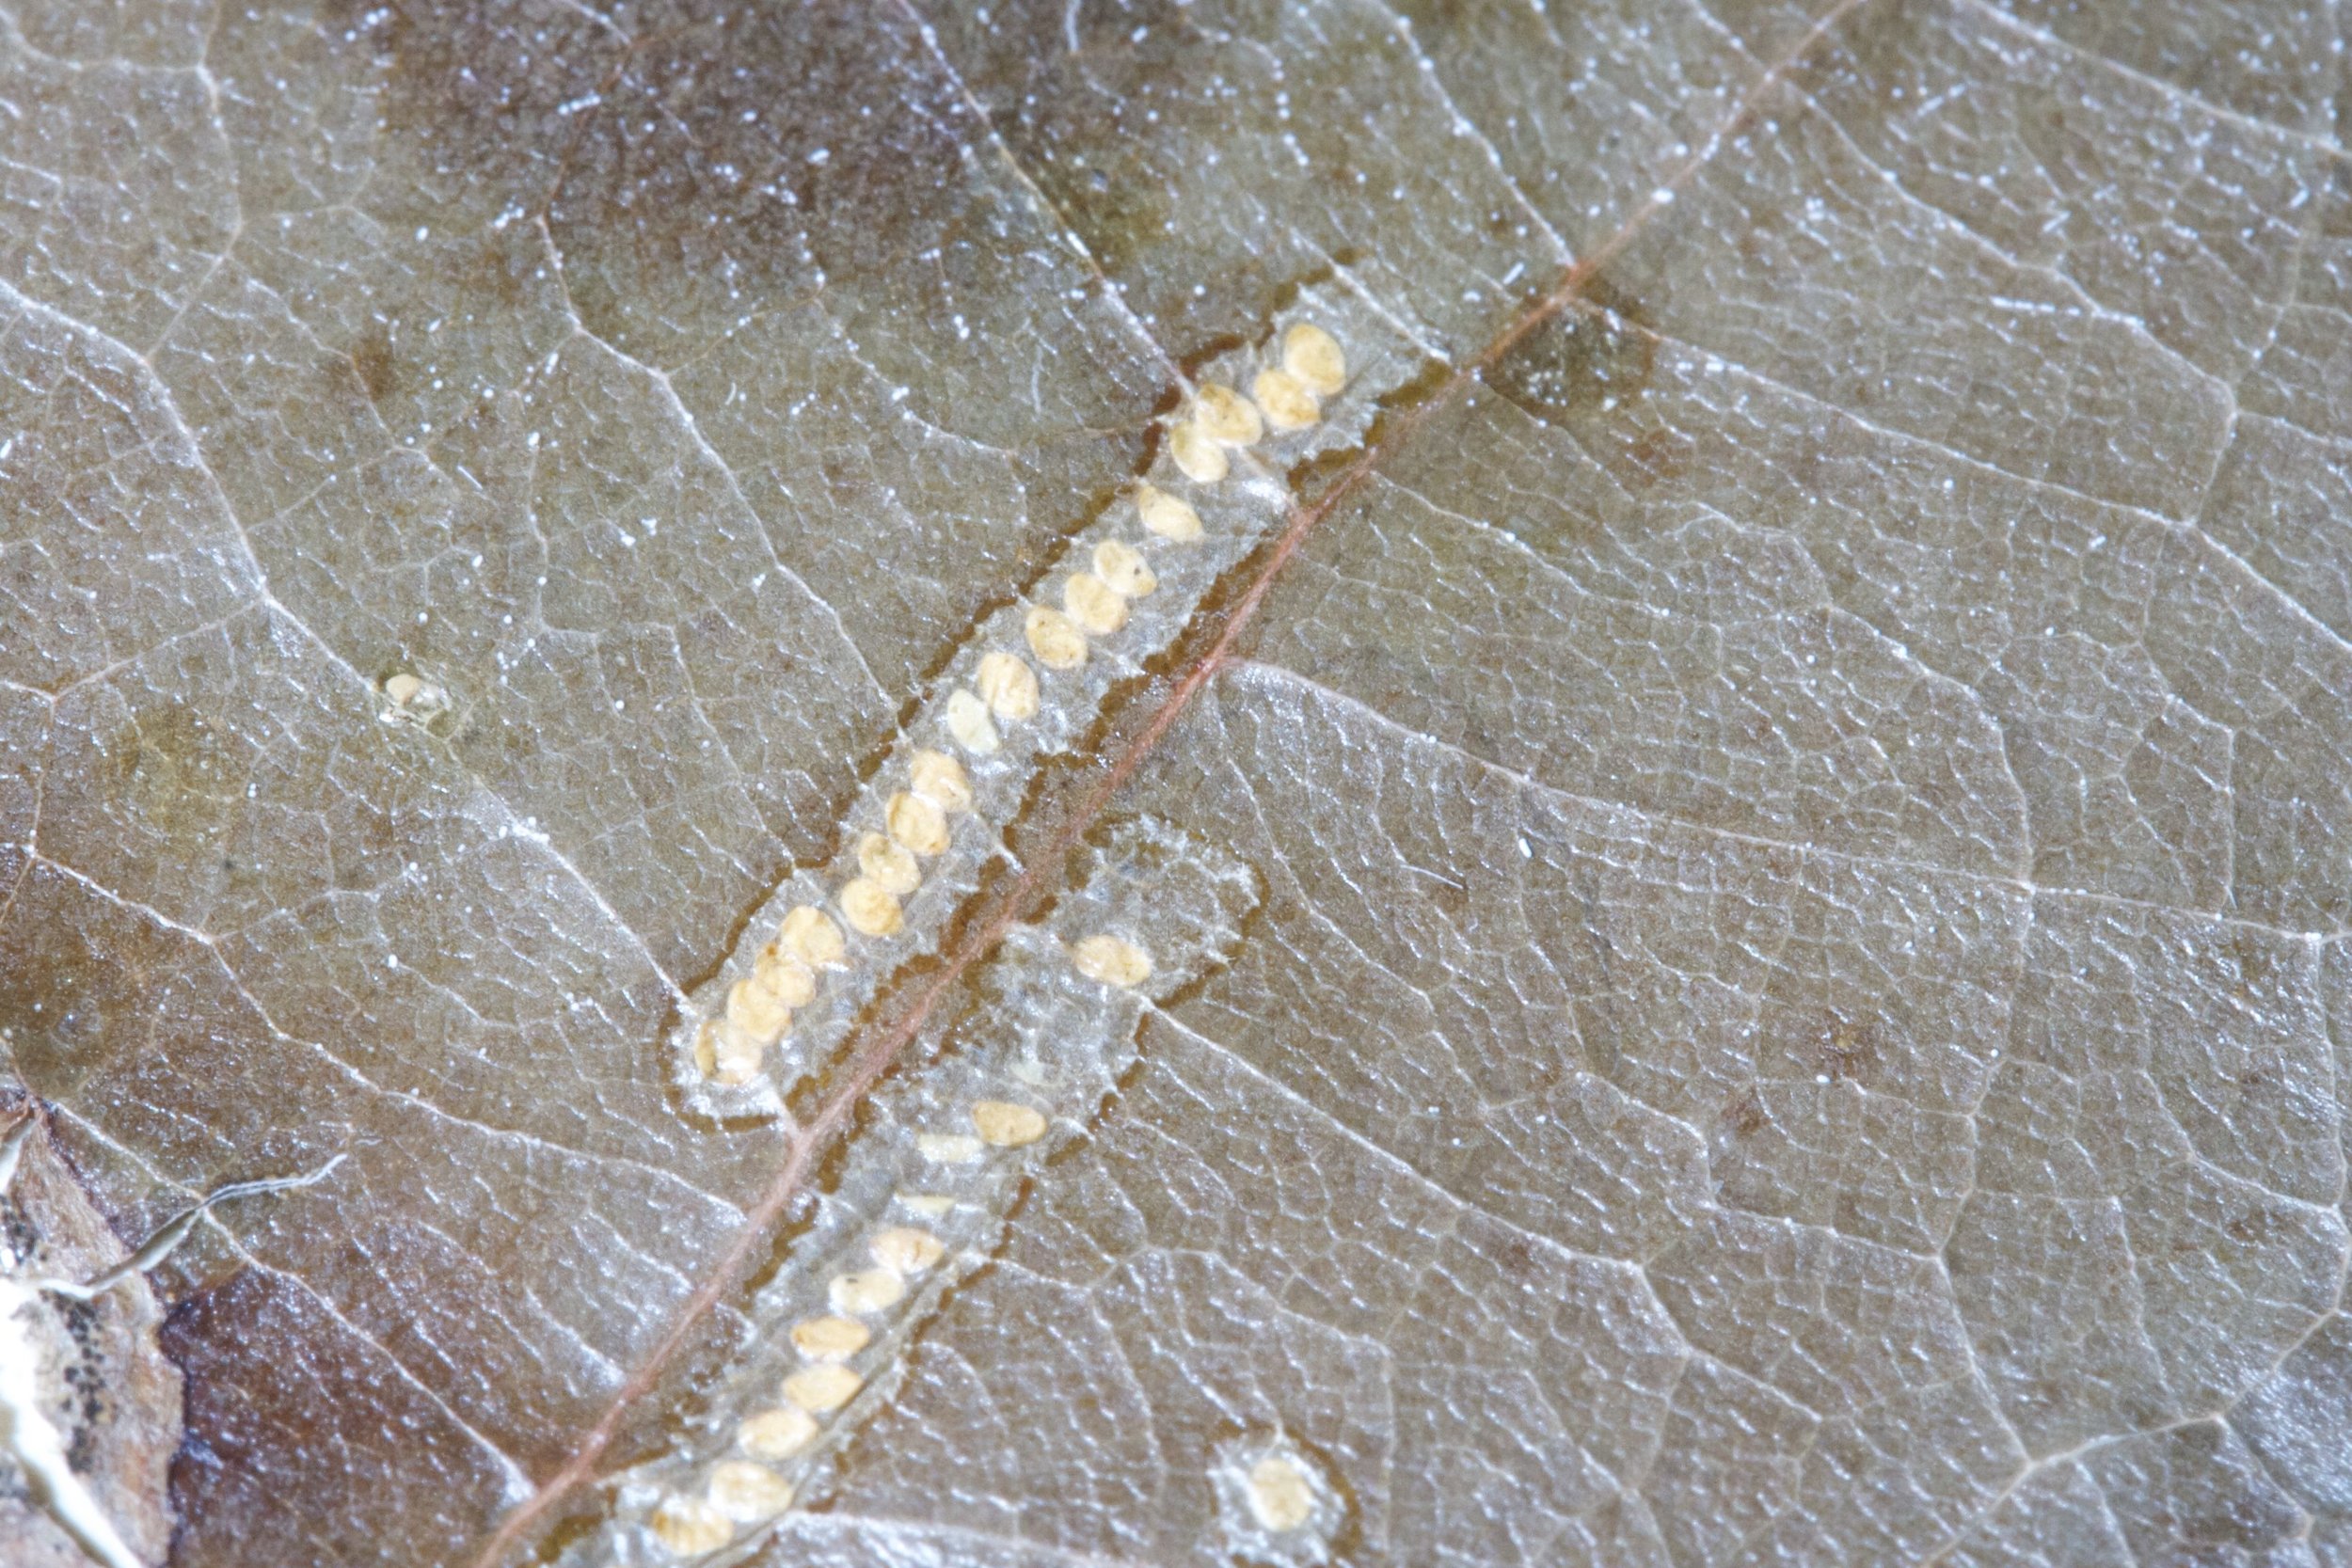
[680, 325, 1347, 1101]
[630, 319, 1357, 1561]
[689, 748, 977, 1087]
[650, 930, 1157, 1558]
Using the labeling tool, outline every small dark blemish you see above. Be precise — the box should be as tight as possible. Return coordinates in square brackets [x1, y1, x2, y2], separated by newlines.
[1719, 1088, 1770, 1139]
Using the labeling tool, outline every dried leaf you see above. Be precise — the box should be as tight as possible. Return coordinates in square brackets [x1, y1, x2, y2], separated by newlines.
[4, 0, 2349, 1564]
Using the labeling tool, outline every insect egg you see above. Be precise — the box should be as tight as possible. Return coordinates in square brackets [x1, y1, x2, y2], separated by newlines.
[1063, 572, 1128, 636]
[1192, 382, 1263, 445]
[699, 1020, 765, 1085]
[838, 878, 905, 938]
[783, 1363, 862, 1413]
[828, 1268, 908, 1315]
[780, 905, 847, 969]
[1070, 934, 1152, 988]
[1092, 539, 1156, 597]
[752, 945, 818, 1007]
[857, 831, 922, 896]
[1135, 483, 1202, 542]
[1245, 1453, 1317, 1531]
[977, 652, 1040, 721]
[946, 689, 1000, 753]
[1250, 366, 1319, 431]
[971, 1100, 1048, 1148]
[789, 1314, 871, 1360]
[648, 1497, 733, 1554]
[725, 978, 792, 1042]
[706, 1462, 794, 1523]
[908, 750, 973, 814]
[1169, 420, 1230, 483]
[886, 790, 950, 856]
[739, 1405, 818, 1460]
[1025, 605, 1089, 670]
[871, 1226, 946, 1273]
[1281, 322, 1347, 394]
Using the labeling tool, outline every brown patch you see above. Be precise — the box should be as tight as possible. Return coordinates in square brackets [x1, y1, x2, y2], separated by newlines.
[1023, 141, 1175, 279]
[94, 698, 237, 875]
[1489, 1231, 1539, 1280]
[1620, 423, 1692, 487]
[1419, 869, 1470, 921]
[1718, 1087, 1770, 1138]
[2222, 1206, 2295, 1249]
[349, 324, 396, 405]
[1486, 281, 1658, 427]
[1816, 1016, 1875, 1082]
[166, 1268, 522, 1568]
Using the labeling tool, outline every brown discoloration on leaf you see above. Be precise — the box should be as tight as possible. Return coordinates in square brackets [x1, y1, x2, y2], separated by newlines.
[0, 1097, 183, 1568]
[1718, 1088, 1771, 1141]
[165, 1269, 523, 1568]
[1485, 287, 1658, 428]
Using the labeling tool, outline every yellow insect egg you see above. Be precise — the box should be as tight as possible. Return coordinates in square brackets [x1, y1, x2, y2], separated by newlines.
[752, 946, 818, 1008]
[897, 1192, 957, 1217]
[707, 1462, 794, 1524]
[1070, 934, 1153, 989]
[780, 905, 847, 969]
[829, 1268, 909, 1315]
[701, 1020, 764, 1086]
[871, 1226, 946, 1274]
[908, 750, 973, 814]
[783, 1363, 863, 1414]
[1193, 382, 1263, 446]
[1245, 1453, 1317, 1532]
[739, 1405, 819, 1461]
[945, 689, 1000, 754]
[1092, 539, 1157, 598]
[1063, 572, 1128, 637]
[789, 1314, 871, 1361]
[917, 1132, 984, 1164]
[649, 1496, 734, 1554]
[886, 790, 950, 857]
[1169, 420, 1230, 483]
[838, 878, 904, 938]
[977, 651, 1041, 721]
[1025, 605, 1089, 670]
[725, 977, 792, 1043]
[1135, 483, 1203, 542]
[381, 671, 450, 721]
[1250, 366, 1320, 432]
[1281, 322, 1347, 395]
[857, 832, 922, 897]
[972, 1100, 1048, 1148]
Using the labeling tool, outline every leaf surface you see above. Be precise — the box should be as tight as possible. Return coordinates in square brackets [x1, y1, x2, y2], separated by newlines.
[3, 0, 2350, 1563]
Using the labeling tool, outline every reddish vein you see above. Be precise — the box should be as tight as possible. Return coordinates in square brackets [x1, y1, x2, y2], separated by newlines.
[471, 2, 1868, 1560]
